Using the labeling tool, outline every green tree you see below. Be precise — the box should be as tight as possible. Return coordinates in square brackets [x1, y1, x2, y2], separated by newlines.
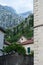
[3, 43, 26, 55]
[29, 14, 34, 27]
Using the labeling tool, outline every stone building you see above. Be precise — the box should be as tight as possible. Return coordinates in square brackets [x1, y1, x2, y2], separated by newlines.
[0, 27, 5, 56]
[18, 36, 33, 55]
[34, 0, 43, 65]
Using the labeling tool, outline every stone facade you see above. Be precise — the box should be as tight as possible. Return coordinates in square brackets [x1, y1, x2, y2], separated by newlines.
[34, 0, 43, 65]
[0, 53, 33, 65]
[0, 31, 4, 56]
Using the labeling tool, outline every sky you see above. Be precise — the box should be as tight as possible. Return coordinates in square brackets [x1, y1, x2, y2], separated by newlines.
[0, 0, 33, 14]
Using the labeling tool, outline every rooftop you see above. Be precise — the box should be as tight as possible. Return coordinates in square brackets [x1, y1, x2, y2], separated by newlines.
[18, 38, 33, 45]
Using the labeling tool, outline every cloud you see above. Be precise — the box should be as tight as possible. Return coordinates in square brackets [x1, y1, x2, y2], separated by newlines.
[0, 0, 33, 13]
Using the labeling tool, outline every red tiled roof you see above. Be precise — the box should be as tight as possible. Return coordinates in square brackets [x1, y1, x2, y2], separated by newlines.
[20, 39, 33, 45]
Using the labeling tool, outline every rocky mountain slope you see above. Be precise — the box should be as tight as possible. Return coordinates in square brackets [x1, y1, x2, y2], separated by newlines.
[19, 11, 32, 18]
[0, 5, 23, 29]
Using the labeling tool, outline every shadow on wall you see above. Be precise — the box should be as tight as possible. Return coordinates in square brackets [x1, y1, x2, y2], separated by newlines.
[0, 53, 34, 65]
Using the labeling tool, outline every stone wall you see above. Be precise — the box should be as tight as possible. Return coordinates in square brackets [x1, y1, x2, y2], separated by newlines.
[0, 53, 33, 65]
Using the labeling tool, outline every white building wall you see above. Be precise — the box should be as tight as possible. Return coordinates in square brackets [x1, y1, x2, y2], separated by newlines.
[34, 0, 43, 65]
[0, 31, 4, 56]
[18, 36, 27, 43]
[23, 44, 34, 55]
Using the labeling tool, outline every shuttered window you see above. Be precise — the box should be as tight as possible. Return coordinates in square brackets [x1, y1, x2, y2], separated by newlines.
[27, 47, 30, 53]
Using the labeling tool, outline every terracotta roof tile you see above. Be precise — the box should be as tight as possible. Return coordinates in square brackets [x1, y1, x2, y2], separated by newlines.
[19, 39, 33, 45]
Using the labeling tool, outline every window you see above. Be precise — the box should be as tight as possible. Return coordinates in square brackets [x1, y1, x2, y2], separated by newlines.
[27, 47, 30, 53]
[21, 38, 23, 40]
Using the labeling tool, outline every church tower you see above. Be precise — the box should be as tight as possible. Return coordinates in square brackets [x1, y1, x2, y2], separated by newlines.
[34, 0, 43, 65]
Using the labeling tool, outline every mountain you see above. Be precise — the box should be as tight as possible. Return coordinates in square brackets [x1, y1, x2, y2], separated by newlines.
[0, 5, 17, 14]
[4, 6, 17, 14]
[19, 11, 32, 18]
[0, 5, 23, 29]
